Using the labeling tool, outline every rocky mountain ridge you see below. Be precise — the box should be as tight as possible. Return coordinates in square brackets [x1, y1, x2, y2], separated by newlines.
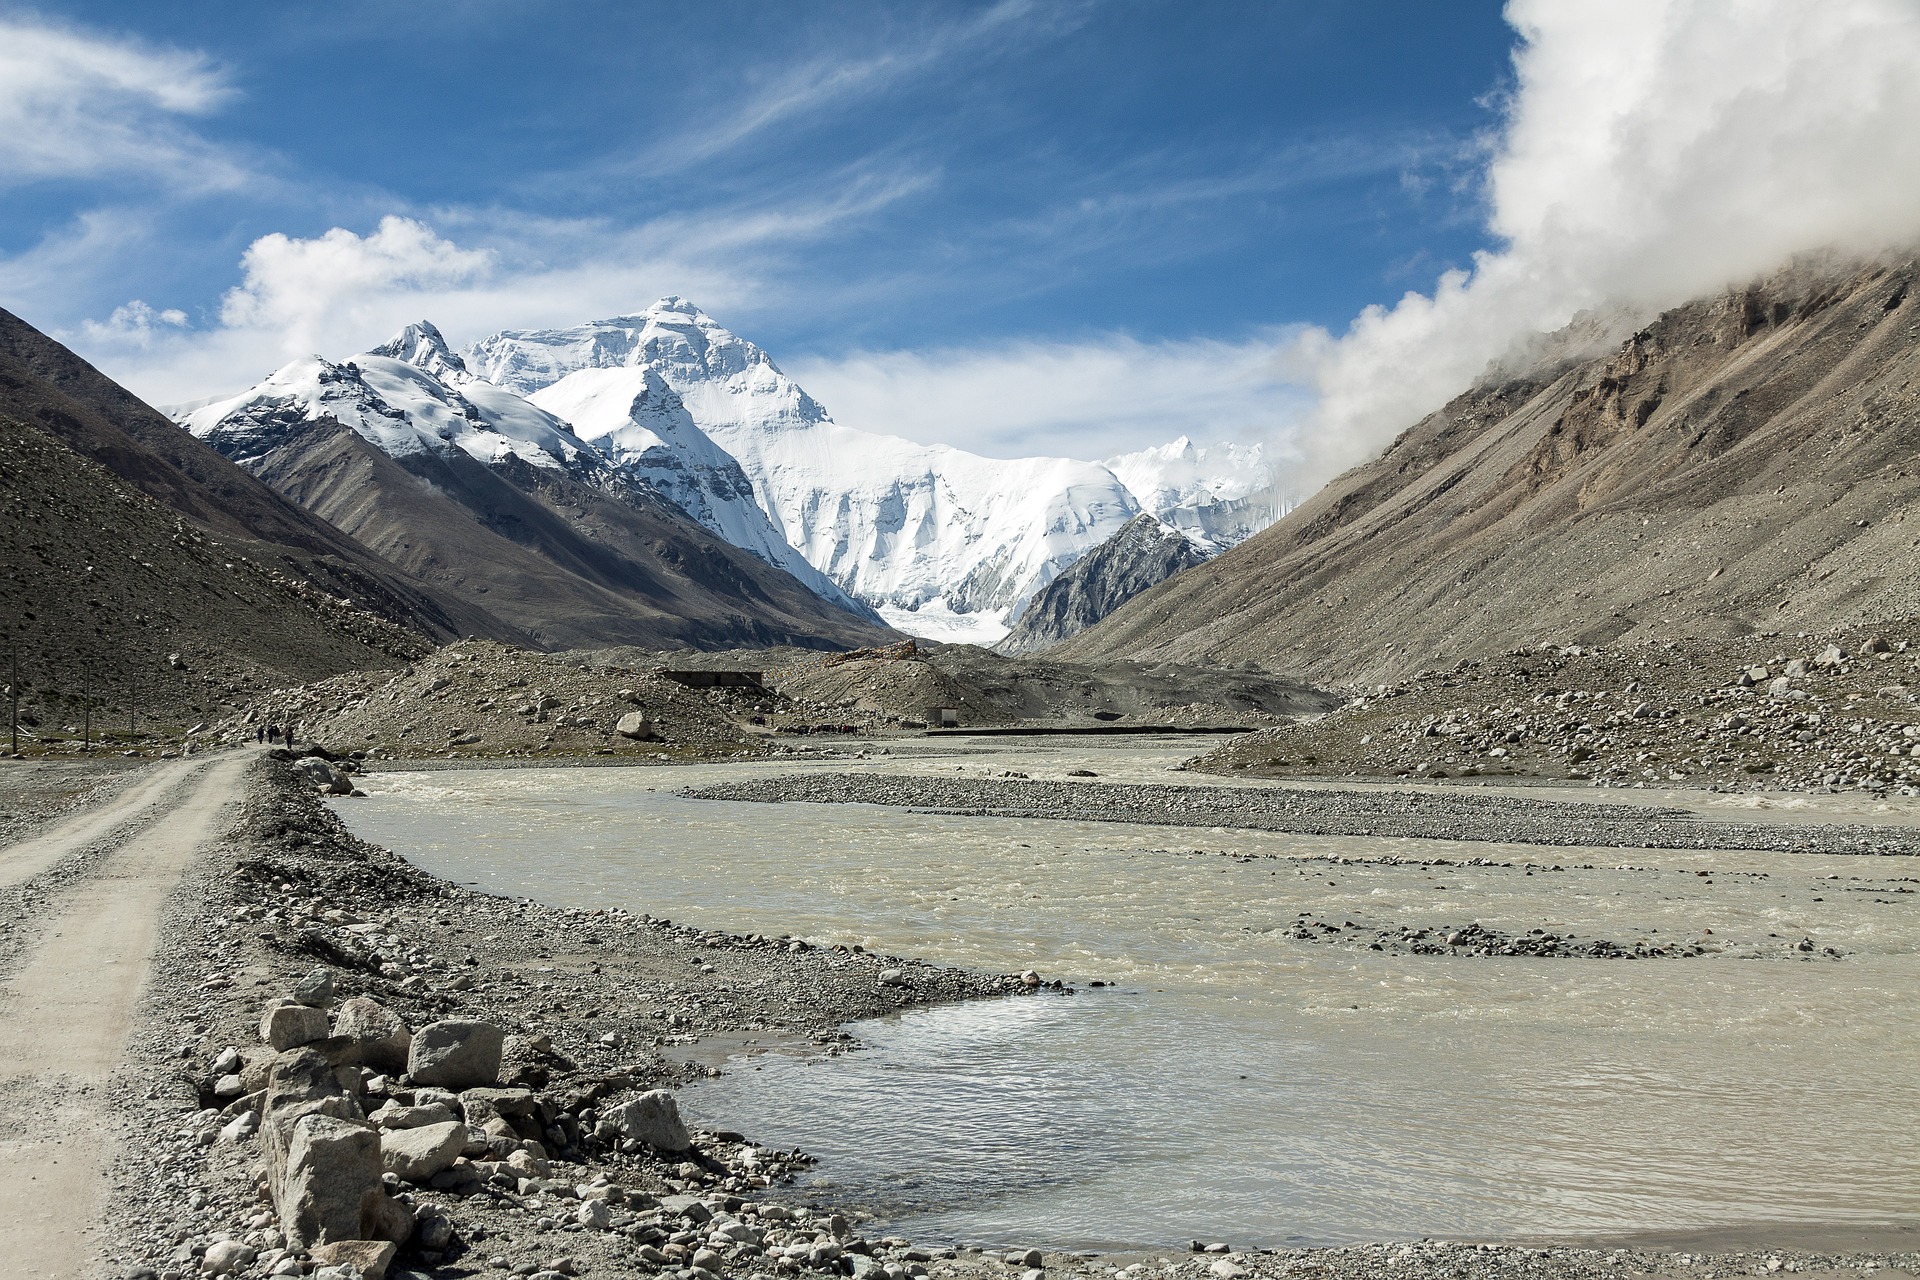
[997, 513, 1209, 655]
[1060, 255, 1920, 684]
[180, 327, 892, 653]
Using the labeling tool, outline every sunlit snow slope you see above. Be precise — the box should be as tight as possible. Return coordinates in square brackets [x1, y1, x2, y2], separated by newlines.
[469, 299, 1161, 642]
[182, 321, 868, 618]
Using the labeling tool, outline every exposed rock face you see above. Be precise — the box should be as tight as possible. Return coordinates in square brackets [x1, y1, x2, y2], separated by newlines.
[378, 1120, 467, 1180]
[997, 514, 1208, 655]
[1059, 256, 1920, 683]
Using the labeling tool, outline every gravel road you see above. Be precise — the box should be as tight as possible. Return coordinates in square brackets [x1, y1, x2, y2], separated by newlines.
[682, 773, 1920, 855]
[0, 753, 248, 1277]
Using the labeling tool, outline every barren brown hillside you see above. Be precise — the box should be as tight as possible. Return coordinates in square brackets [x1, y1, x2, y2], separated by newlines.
[1058, 256, 1920, 686]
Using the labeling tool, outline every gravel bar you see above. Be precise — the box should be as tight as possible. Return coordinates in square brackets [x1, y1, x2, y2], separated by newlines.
[681, 773, 1920, 856]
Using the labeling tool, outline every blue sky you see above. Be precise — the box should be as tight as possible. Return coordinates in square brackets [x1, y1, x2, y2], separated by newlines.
[0, 2, 1517, 457]
[6, 2, 1913, 472]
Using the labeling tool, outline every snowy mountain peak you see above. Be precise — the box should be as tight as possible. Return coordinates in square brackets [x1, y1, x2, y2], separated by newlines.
[464, 299, 826, 432]
[466, 306, 1146, 642]
[178, 344, 591, 475]
[1105, 436, 1283, 552]
[371, 319, 469, 382]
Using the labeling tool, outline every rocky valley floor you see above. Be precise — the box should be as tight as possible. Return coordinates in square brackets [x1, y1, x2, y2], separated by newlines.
[1198, 621, 1920, 795]
[0, 748, 1913, 1280]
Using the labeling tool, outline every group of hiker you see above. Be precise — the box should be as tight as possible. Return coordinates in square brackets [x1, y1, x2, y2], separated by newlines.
[253, 722, 298, 746]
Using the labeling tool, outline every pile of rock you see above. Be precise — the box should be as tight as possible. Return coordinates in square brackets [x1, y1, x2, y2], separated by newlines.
[1198, 623, 1920, 794]
[210, 968, 714, 1279]
[215, 641, 768, 762]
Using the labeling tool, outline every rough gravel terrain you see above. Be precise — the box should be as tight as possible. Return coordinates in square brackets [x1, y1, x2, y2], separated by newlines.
[213, 641, 773, 763]
[683, 772, 1920, 856]
[0, 755, 1911, 1279]
[0, 754, 146, 844]
[0, 754, 248, 1275]
[1199, 622, 1920, 794]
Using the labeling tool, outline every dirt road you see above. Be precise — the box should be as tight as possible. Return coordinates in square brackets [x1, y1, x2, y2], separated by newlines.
[0, 752, 250, 1278]
[0, 754, 206, 888]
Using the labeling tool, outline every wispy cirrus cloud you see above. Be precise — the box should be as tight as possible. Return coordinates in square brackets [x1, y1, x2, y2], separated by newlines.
[612, 0, 1068, 177]
[0, 12, 248, 192]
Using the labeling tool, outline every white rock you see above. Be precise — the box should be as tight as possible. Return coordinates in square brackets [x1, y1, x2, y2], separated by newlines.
[379, 1120, 467, 1181]
[259, 1001, 330, 1051]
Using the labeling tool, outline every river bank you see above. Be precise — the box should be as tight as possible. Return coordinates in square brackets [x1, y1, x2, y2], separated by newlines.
[11, 749, 1903, 1278]
[682, 771, 1920, 855]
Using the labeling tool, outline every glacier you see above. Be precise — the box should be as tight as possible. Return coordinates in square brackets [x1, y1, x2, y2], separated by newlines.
[180, 304, 1280, 647]
[180, 320, 870, 619]
[469, 298, 1259, 644]
[1105, 436, 1288, 552]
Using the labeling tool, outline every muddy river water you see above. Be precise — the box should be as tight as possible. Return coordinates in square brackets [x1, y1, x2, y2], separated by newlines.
[338, 740, 1920, 1251]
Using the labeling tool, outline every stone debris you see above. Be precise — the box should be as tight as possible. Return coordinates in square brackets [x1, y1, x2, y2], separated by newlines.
[83, 748, 1920, 1280]
[1197, 624, 1920, 796]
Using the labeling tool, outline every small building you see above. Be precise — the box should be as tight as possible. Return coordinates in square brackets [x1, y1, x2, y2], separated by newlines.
[932, 706, 960, 728]
[661, 670, 766, 691]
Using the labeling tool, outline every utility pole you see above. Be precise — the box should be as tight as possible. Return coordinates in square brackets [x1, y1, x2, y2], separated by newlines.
[82, 668, 92, 752]
[7, 647, 16, 757]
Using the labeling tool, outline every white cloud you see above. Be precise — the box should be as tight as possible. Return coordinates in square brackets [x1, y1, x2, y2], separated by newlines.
[217, 216, 495, 357]
[1290, 0, 1920, 487]
[78, 299, 186, 348]
[789, 333, 1310, 462]
[0, 15, 242, 190]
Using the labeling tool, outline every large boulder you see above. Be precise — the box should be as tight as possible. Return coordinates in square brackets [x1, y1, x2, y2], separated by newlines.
[275, 1114, 386, 1247]
[605, 1090, 691, 1151]
[332, 997, 412, 1073]
[260, 1000, 331, 1051]
[379, 1120, 467, 1181]
[369, 1101, 456, 1130]
[407, 1020, 504, 1089]
[615, 711, 656, 740]
[293, 755, 354, 795]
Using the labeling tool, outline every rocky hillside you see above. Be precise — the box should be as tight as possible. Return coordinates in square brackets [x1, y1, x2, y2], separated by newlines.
[0, 310, 542, 737]
[997, 514, 1208, 655]
[0, 415, 433, 738]
[1197, 620, 1920, 794]
[1059, 257, 1920, 686]
[218, 408, 890, 652]
[0, 308, 496, 644]
[217, 641, 771, 761]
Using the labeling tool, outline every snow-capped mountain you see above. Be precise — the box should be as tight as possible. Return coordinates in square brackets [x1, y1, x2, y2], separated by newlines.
[468, 298, 1144, 643]
[179, 331, 594, 475]
[523, 364, 856, 607]
[181, 303, 1281, 648]
[183, 322, 869, 619]
[1105, 437, 1286, 551]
